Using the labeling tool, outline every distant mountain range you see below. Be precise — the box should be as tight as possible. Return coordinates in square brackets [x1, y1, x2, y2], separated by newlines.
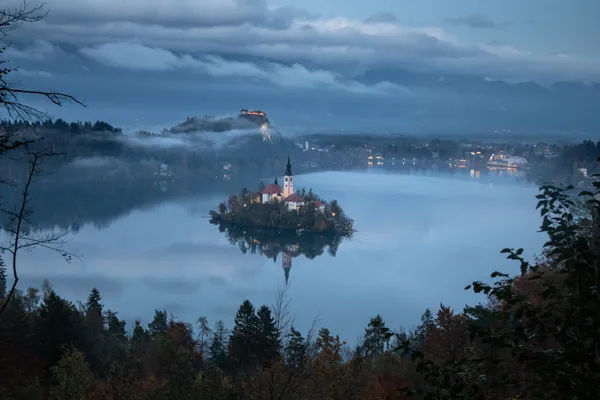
[350, 68, 600, 134]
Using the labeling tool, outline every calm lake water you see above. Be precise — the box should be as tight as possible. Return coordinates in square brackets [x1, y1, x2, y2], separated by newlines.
[15, 170, 546, 342]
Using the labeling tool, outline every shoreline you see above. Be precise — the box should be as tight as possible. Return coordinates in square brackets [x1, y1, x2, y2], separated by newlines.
[209, 214, 353, 236]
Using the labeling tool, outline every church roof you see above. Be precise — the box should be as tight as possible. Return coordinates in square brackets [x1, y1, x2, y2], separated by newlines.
[262, 183, 282, 194]
[283, 193, 304, 203]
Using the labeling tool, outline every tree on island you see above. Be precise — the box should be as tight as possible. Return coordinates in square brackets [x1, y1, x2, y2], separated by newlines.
[210, 185, 353, 234]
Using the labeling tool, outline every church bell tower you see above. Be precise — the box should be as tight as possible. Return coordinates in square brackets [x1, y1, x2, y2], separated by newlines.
[283, 156, 294, 198]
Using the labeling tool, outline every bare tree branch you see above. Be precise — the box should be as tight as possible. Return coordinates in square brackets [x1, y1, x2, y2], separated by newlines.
[0, 149, 36, 316]
[272, 282, 295, 339]
[0, 150, 80, 317]
[304, 313, 321, 359]
[0, 1, 85, 123]
[0, 1, 46, 33]
[0, 1, 84, 315]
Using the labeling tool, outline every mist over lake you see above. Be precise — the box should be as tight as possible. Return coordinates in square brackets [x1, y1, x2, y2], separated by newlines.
[14, 170, 546, 340]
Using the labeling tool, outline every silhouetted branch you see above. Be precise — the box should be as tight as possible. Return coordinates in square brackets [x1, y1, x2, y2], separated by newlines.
[0, 150, 80, 318]
[272, 282, 295, 337]
[0, 1, 46, 33]
[0, 1, 85, 122]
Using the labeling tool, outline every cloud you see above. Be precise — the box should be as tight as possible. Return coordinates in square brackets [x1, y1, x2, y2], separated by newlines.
[3, 40, 60, 61]
[446, 14, 509, 30]
[364, 12, 398, 24]
[5, 0, 600, 83]
[14, 68, 53, 78]
[69, 156, 125, 168]
[80, 42, 409, 94]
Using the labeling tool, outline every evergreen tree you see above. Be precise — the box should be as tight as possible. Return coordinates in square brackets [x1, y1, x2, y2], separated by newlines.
[106, 310, 127, 341]
[284, 327, 305, 370]
[415, 308, 435, 349]
[132, 320, 149, 343]
[85, 287, 103, 320]
[37, 291, 82, 371]
[228, 300, 260, 369]
[209, 320, 229, 369]
[256, 304, 280, 365]
[82, 288, 106, 375]
[148, 310, 168, 337]
[362, 314, 392, 358]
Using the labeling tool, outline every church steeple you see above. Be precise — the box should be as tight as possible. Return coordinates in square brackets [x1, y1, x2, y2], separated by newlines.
[282, 251, 292, 286]
[285, 156, 292, 176]
[274, 176, 278, 185]
[283, 156, 294, 198]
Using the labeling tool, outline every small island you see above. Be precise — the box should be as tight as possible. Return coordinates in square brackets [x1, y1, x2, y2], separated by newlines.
[209, 157, 354, 235]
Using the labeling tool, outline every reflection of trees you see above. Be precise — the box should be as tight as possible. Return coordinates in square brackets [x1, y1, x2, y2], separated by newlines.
[0, 177, 252, 233]
[213, 221, 346, 260]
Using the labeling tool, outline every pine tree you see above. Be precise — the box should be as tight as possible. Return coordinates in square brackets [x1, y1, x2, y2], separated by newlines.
[132, 320, 149, 343]
[228, 300, 260, 368]
[85, 287, 104, 331]
[256, 305, 280, 366]
[362, 314, 392, 358]
[85, 287, 103, 316]
[106, 310, 127, 341]
[415, 308, 435, 350]
[209, 320, 229, 369]
[285, 327, 305, 370]
[148, 310, 168, 337]
[37, 291, 81, 371]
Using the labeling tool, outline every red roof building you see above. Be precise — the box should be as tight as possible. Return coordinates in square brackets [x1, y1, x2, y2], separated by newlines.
[283, 193, 304, 203]
[262, 184, 282, 195]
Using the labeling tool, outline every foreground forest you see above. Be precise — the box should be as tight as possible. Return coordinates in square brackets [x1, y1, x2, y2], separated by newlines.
[2, 3, 600, 399]
[1, 181, 600, 399]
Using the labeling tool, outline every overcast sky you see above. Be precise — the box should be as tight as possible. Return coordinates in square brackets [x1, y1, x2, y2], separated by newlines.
[3, 0, 599, 132]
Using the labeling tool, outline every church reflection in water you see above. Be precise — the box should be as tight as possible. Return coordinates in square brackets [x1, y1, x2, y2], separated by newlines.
[212, 221, 347, 285]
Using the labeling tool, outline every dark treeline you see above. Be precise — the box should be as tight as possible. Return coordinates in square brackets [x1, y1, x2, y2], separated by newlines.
[1, 182, 599, 399]
[1, 118, 121, 134]
[0, 116, 304, 184]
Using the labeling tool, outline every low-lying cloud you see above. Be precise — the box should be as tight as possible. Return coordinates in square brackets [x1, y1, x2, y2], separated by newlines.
[69, 156, 126, 168]
[117, 126, 269, 151]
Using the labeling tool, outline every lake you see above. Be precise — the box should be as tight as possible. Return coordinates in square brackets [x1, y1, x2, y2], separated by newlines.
[14, 170, 546, 342]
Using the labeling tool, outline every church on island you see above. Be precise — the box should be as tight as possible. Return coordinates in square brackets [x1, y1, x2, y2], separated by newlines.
[260, 157, 325, 212]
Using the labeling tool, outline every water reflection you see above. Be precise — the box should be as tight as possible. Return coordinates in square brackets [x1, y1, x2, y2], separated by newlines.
[213, 221, 346, 285]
